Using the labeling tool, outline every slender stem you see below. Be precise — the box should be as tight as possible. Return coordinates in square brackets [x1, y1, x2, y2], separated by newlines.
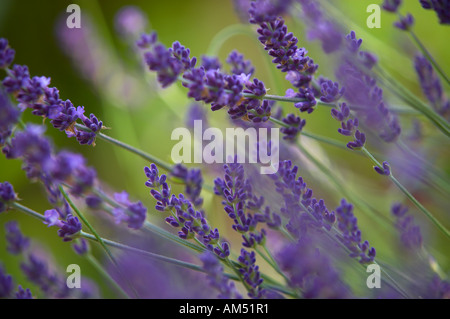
[361, 147, 450, 239]
[75, 124, 173, 172]
[59, 186, 116, 265]
[59, 186, 139, 298]
[86, 254, 129, 299]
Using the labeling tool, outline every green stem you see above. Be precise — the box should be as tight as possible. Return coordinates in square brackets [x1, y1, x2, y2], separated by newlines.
[361, 147, 450, 239]
[86, 254, 129, 299]
[59, 186, 139, 298]
[75, 124, 173, 172]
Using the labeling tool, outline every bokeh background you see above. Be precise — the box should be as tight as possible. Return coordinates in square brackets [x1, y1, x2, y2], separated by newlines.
[0, 0, 449, 298]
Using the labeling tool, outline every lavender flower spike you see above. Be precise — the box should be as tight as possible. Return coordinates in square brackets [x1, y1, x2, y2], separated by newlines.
[112, 191, 147, 230]
[0, 181, 17, 213]
[44, 209, 82, 242]
[5, 221, 30, 255]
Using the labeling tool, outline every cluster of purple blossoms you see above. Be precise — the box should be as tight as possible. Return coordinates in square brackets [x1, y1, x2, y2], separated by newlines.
[391, 203, 423, 250]
[278, 238, 350, 298]
[270, 161, 336, 238]
[200, 252, 242, 299]
[237, 249, 264, 298]
[201, 55, 222, 71]
[280, 114, 305, 141]
[249, 0, 318, 113]
[382, 0, 402, 12]
[335, 199, 376, 264]
[145, 163, 230, 258]
[20, 254, 69, 298]
[138, 33, 273, 123]
[419, 0, 450, 24]
[336, 31, 401, 143]
[0, 39, 15, 69]
[44, 209, 82, 242]
[414, 55, 449, 119]
[0, 181, 16, 213]
[297, 0, 343, 54]
[374, 161, 391, 176]
[138, 32, 196, 87]
[3, 215, 97, 298]
[171, 164, 204, 207]
[112, 191, 147, 230]
[0, 265, 33, 299]
[214, 162, 270, 249]
[0, 39, 104, 146]
[15, 286, 33, 299]
[2, 125, 107, 241]
[270, 161, 375, 264]
[331, 102, 366, 150]
[226, 50, 255, 76]
[0, 266, 14, 298]
[394, 14, 415, 31]
[5, 221, 30, 254]
[0, 89, 19, 145]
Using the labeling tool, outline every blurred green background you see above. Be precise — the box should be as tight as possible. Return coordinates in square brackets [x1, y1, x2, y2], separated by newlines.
[0, 0, 449, 298]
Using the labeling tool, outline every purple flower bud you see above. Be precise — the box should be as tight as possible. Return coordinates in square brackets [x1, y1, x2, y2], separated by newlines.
[5, 221, 30, 255]
[394, 14, 414, 30]
[374, 161, 391, 176]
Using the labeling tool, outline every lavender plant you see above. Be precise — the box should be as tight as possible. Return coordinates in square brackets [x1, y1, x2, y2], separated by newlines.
[0, 0, 449, 300]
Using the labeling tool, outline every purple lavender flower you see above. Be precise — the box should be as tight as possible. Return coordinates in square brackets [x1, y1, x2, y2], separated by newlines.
[73, 238, 90, 255]
[31, 87, 63, 119]
[248, 0, 292, 24]
[201, 55, 222, 71]
[171, 164, 204, 207]
[0, 265, 13, 297]
[335, 199, 376, 263]
[16, 76, 50, 104]
[75, 113, 103, 145]
[200, 252, 242, 299]
[415, 55, 449, 119]
[15, 285, 33, 299]
[5, 221, 30, 255]
[112, 191, 147, 230]
[391, 203, 423, 250]
[394, 14, 415, 30]
[0, 89, 20, 145]
[336, 31, 401, 143]
[278, 238, 350, 298]
[419, 0, 450, 24]
[226, 50, 254, 76]
[69, 164, 96, 196]
[382, 0, 402, 12]
[374, 161, 391, 176]
[286, 88, 317, 113]
[237, 249, 264, 298]
[0, 182, 16, 213]
[280, 113, 306, 141]
[20, 253, 72, 298]
[114, 6, 148, 38]
[0, 39, 15, 69]
[145, 163, 229, 257]
[8, 125, 53, 172]
[136, 32, 157, 49]
[140, 36, 196, 88]
[85, 194, 103, 209]
[318, 78, 345, 103]
[50, 100, 84, 132]
[2, 64, 29, 93]
[270, 160, 337, 236]
[298, 0, 343, 53]
[44, 209, 82, 241]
